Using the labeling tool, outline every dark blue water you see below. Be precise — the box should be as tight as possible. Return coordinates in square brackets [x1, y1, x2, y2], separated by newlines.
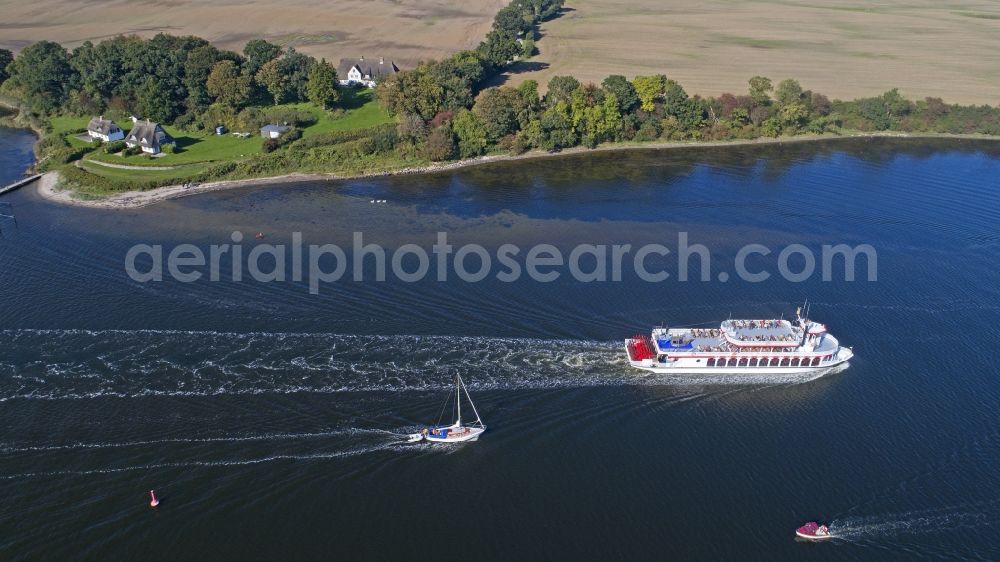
[1, 129, 999, 560]
[0, 126, 35, 185]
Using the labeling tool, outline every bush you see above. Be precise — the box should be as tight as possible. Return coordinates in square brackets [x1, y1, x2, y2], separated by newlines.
[369, 127, 398, 153]
[421, 127, 456, 161]
[634, 120, 661, 142]
[173, 111, 199, 131]
[105, 140, 126, 154]
[124, 145, 142, 156]
[38, 145, 95, 171]
[37, 134, 68, 154]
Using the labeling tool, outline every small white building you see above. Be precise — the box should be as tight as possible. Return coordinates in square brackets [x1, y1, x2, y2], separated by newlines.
[337, 56, 400, 88]
[260, 124, 290, 139]
[86, 116, 125, 143]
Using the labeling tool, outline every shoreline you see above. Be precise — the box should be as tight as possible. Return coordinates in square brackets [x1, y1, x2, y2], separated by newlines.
[31, 131, 1000, 210]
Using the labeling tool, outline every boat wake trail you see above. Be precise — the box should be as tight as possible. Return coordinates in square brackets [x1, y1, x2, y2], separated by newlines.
[831, 502, 1000, 542]
[0, 329, 837, 402]
[0, 329, 626, 400]
[0, 427, 424, 480]
[0, 428, 397, 454]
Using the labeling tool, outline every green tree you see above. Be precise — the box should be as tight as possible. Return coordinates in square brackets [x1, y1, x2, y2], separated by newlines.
[243, 39, 282, 76]
[439, 50, 488, 88]
[774, 79, 804, 107]
[377, 68, 445, 120]
[6, 41, 76, 112]
[473, 86, 521, 142]
[451, 110, 490, 157]
[880, 88, 911, 119]
[856, 89, 911, 130]
[662, 79, 688, 111]
[522, 37, 536, 58]
[278, 50, 316, 102]
[601, 75, 639, 113]
[538, 102, 576, 150]
[256, 59, 289, 104]
[515, 80, 542, 127]
[760, 116, 782, 137]
[632, 74, 667, 112]
[748, 76, 773, 106]
[184, 44, 239, 112]
[207, 60, 252, 109]
[478, 29, 522, 68]
[577, 92, 624, 147]
[306, 58, 339, 109]
[0, 48, 13, 85]
[134, 76, 172, 122]
[545, 75, 580, 105]
[778, 102, 809, 129]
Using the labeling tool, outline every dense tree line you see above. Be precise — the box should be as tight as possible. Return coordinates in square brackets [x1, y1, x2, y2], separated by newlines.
[380, 70, 1000, 160]
[0, 36, 339, 129]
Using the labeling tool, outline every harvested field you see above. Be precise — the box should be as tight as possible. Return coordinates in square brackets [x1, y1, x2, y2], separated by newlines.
[499, 0, 1000, 104]
[0, 0, 507, 68]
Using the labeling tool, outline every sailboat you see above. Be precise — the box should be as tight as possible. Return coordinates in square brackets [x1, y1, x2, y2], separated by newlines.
[408, 374, 485, 443]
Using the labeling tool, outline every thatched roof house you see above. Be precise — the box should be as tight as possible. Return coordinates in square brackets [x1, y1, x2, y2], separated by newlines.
[86, 116, 124, 142]
[125, 119, 174, 154]
[337, 56, 399, 87]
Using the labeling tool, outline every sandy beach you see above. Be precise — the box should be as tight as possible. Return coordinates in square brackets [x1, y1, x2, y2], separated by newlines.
[32, 132, 999, 210]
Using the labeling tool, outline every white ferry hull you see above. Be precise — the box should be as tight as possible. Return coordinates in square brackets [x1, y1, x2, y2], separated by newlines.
[625, 312, 854, 376]
[627, 347, 853, 375]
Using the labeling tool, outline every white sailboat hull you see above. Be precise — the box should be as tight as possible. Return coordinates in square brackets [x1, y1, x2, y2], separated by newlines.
[415, 374, 486, 444]
[425, 425, 486, 444]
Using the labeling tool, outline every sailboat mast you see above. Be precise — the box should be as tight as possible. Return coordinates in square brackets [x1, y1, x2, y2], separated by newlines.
[455, 374, 461, 426]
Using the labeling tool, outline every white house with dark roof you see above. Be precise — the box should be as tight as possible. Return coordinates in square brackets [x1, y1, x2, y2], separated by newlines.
[86, 116, 125, 143]
[337, 56, 400, 88]
[124, 119, 174, 155]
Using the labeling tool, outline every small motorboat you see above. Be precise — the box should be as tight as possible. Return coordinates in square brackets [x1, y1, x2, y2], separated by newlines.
[795, 521, 831, 540]
[408, 374, 485, 444]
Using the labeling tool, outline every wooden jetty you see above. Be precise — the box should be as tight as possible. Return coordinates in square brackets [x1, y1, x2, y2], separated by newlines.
[0, 173, 41, 196]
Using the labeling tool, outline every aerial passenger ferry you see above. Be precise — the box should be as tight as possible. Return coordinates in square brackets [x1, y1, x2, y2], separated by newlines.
[625, 304, 853, 375]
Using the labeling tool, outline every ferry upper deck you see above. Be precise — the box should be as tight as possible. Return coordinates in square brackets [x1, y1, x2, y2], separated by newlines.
[651, 319, 837, 355]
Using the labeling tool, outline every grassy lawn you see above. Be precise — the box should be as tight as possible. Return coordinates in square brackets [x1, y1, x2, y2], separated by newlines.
[49, 115, 93, 148]
[79, 161, 211, 182]
[81, 89, 391, 168]
[293, 88, 393, 138]
[49, 115, 89, 135]
[88, 126, 264, 166]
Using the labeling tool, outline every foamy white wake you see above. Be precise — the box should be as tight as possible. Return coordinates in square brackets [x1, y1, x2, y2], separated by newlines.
[830, 502, 1000, 541]
[0, 329, 840, 401]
